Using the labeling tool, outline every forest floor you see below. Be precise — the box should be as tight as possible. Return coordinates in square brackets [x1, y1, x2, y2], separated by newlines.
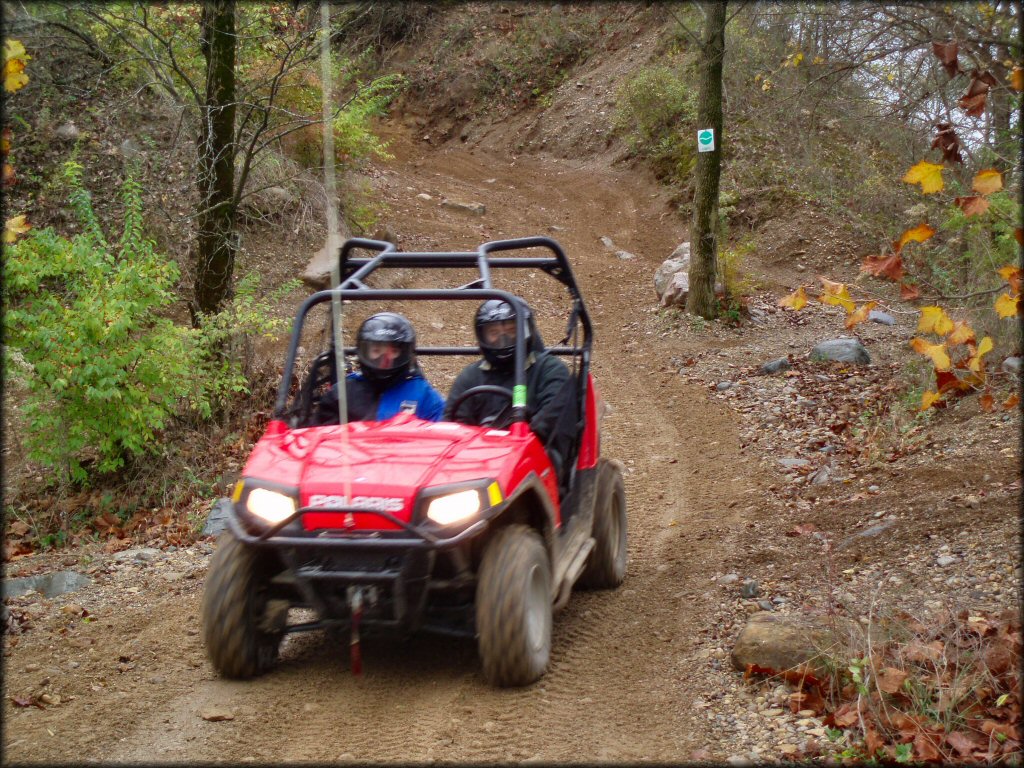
[3, 115, 1020, 763]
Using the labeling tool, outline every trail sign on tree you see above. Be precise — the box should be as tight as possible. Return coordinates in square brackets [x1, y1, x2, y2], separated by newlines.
[697, 129, 715, 152]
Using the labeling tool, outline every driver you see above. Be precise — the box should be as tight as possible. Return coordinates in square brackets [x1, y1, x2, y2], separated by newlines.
[445, 300, 572, 475]
[316, 312, 445, 423]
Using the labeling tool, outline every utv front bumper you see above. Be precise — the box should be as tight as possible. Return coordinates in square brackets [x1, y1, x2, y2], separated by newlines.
[213, 498, 489, 637]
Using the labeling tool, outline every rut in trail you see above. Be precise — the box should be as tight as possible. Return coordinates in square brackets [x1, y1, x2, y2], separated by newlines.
[6, 131, 771, 765]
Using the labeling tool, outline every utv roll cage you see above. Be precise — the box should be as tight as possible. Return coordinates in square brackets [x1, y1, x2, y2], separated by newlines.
[273, 236, 594, 428]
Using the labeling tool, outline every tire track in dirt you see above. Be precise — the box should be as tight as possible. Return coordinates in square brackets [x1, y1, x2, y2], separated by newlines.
[6, 127, 766, 764]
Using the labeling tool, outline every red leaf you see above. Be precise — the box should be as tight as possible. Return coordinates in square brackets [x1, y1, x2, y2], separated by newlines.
[876, 666, 909, 694]
[861, 253, 906, 281]
[955, 195, 990, 217]
[744, 663, 778, 679]
[932, 40, 961, 78]
[931, 122, 963, 164]
[865, 722, 886, 757]
[830, 701, 861, 728]
[900, 282, 921, 300]
[914, 731, 943, 761]
[959, 92, 987, 117]
[946, 731, 982, 756]
[982, 720, 1020, 740]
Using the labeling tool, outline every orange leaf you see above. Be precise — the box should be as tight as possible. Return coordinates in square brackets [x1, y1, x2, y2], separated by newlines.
[979, 392, 996, 412]
[831, 701, 861, 728]
[997, 265, 1022, 295]
[1004, 393, 1020, 410]
[921, 390, 943, 411]
[917, 306, 954, 336]
[955, 195, 990, 217]
[861, 253, 905, 281]
[936, 370, 972, 394]
[947, 320, 976, 345]
[968, 336, 993, 372]
[845, 301, 877, 330]
[1012, 66, 1024, 92]
[876, 666, 909, 694]
[914, 731, 942, 762]
[959, 91, 988, 117]
[994, 293, 1020, 319]
[900, 282, 921, 301]
[898, 223, 935, 249]
[947, 731, 983, 757]
[818, 277, 855, 312]
[779, 286, 808, 310]
[911, 338, 952, 370]
[972, 169, 1003, 195]
[1016, 228, 1023, 246]
[902, 160, 944, 194]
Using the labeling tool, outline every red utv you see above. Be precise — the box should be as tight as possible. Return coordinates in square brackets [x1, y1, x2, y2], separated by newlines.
[201, 236, 627, 686]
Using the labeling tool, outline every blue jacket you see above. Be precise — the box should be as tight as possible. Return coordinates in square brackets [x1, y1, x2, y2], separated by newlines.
[347, 371, 445, 421]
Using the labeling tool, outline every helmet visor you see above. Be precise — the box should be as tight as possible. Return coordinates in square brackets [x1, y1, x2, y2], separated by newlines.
[479, 319, 517, 351]
[358, 340, 409, 371]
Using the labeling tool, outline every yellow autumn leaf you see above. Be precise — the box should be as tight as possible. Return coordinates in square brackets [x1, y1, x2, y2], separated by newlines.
[3, 40, 30, 94]
[916, 306, 954, 336]
[897, 222, 935, 250]
[910, 337, 952, 371]
[3, 213, 30, 243]
[844, 301, 877, 330]
[968, 336, 993, 373]
[920, 390, 942, 411]
[818, 277, 855, 312]
[946, 320, 976, 346]
[972, 169, 1003, 196]
[994, 292, 1021, 319]
[812, 56, 824, 65]
[779, 286, 808, 311]
[902, 160, 944, 194]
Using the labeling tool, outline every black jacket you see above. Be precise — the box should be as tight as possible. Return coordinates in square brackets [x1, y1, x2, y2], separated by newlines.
[444, 352, 575, 479]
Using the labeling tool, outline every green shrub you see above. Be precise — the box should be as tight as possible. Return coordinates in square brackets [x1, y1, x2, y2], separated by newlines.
[613, 65, 696, 182]
[3, 162, 204, 483]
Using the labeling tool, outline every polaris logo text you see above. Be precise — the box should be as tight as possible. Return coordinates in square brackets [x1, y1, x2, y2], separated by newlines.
[308, 494, 404, 513]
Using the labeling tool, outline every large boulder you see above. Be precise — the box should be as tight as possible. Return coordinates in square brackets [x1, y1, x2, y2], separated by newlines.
[810, 338, 871, 365]
[731, 612, 868, 676]
[654, 242, 691, 299]
[660, 271, 690, 307]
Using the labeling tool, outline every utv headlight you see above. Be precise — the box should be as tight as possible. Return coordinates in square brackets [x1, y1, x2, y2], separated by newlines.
[426, 489, 482, 526]
[246, 488, 298, 525]
[424, 482, 503, 526]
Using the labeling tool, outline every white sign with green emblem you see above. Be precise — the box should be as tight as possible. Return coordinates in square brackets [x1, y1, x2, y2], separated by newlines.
[697, 128, 715, 153]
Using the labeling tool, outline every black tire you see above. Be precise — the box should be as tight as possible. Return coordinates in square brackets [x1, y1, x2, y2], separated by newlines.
[476, 524, 552, 687]
[579, 459, 627, 589]
[201, 532, 284, 679]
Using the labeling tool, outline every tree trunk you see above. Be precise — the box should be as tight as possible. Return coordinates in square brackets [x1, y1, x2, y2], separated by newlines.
[192, 0, 237, 321]
[685, 0, 726, 320]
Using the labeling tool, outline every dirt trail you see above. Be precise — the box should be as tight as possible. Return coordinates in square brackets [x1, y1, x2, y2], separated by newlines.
[4, 126, 771, 764]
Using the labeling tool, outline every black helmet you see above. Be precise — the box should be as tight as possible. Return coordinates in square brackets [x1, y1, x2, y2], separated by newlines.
[356, 312, 415, 385]
[474, 299, 530, 370]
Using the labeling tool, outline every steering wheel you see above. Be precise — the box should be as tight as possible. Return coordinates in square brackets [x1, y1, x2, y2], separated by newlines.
[448, 385, 515, 428]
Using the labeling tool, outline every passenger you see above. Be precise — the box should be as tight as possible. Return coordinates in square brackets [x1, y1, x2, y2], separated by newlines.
[316, 312, 445, 423]
[445, 300, 573, 477]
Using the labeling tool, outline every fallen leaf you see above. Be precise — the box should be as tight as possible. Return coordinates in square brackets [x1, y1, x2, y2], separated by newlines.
[876, 666, 909, 694]
[11, 695, 33, 707]
[980, 392, 996, 412]
[903, 160, 944, 194]
[3, 213, 30, 244]
[1004, 394, 1020, 410]
[946, 730, 982, 756]
[830, 701, 861, 728]
[9, 520, 30, 536]
[920, 390, 942, 411]
[779, 286, 808, 310]
[786, 523, 819, 536]
[955, 195, 990, 217]
[914, 731, 943, 761]
[972, 168, 1003, 195]
[911, 338, 951, 370]
[917, 306, 954, 336]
